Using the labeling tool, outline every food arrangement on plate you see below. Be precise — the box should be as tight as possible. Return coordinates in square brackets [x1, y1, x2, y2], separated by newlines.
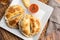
[0, 0, 53, 40]
[4, 0, 40, 37]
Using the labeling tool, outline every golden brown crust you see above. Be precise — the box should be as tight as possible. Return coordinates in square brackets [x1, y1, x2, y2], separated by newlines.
[5, 5, 24, 29]
[5, 19, 18, 28]
[19, 14, 31, 37]
[30, 16, 40, 36]
[18, 14, 40, 37]
[5, 5, 24, 21]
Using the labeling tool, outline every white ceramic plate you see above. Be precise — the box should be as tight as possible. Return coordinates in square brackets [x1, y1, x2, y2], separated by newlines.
[0, 0, 53, 40]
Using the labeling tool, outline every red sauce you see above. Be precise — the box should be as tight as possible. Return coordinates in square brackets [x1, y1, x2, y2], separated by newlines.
[29, 4, 39, 13]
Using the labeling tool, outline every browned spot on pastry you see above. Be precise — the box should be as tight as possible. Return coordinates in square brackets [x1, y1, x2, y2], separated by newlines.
[36, 19, 40, 26]
[8, 7, 15, 13]
[25, 24, 28, 27]
[9, 18, 18, 26]
[36, 28, 40, 32]
[6, 13, 11, 18]
[23, 29, 30, 35]
[15, 7, 21, 11]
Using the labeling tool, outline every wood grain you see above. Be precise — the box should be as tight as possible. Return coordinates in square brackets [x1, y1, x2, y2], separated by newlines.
[0, 28, 23, 40]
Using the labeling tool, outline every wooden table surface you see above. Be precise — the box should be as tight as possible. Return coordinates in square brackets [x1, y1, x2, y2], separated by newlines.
[0, 0, 48, 40]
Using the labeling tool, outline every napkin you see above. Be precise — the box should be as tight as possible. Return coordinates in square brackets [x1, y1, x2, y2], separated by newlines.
[46, 0, 60, 35]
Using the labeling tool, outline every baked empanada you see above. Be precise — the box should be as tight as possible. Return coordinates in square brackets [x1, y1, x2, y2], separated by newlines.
[19, 14, 31, 37]
[18, 14, 40, 37]
[22, 0, 30, 8]
[5, 5, 24, 21]
[5, 14, 23, 28]
[5, 5, 24, 28]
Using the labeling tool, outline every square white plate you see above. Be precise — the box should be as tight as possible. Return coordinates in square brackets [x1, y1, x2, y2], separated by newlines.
[0, 0, 53, 40]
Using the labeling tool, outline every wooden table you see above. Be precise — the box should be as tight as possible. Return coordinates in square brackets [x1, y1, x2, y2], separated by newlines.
[0, 0, 48, 40]
[0, 23, 48, 40]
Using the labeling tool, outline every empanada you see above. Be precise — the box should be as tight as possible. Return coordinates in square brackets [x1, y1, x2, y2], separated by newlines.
[19, 14, 31, 37]
[5, 5, 24, 28]
[5, 5, 24, 21]
[5, 14, 23, 28]
[22, 0, 30, 8]
[18, 14, 40, 37]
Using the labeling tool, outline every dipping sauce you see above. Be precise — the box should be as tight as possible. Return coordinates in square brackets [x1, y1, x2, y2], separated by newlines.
[29, 4, 39, 13]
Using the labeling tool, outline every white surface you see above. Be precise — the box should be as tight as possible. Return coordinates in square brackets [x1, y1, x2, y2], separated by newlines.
[0, 0, 53, 40]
